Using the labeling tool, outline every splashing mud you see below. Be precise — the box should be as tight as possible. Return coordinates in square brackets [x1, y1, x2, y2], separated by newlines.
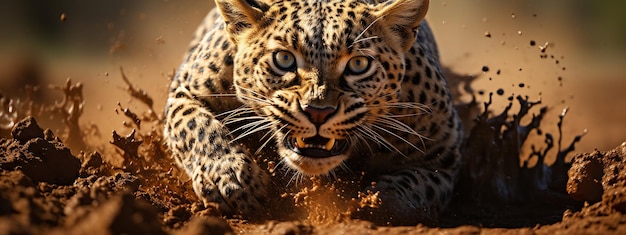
[282, 178, 351, 225]
[275, 177, 383, 225]
[459, 93, 585, 203]
[0, 78, 87, 151]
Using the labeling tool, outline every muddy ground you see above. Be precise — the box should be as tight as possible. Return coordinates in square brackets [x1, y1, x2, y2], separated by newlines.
[1, 1, 626, 234]
[0, 72, 624, 234]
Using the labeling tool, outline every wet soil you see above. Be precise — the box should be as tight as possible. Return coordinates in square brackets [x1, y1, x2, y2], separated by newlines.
[0, 72, 624, 234]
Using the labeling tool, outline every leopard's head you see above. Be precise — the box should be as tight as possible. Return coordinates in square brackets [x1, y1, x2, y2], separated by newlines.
[217, 0, 429, 175]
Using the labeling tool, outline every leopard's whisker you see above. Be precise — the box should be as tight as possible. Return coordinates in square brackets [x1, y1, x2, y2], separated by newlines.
[355, 125, 386, 149]
[239, 95, 271, 106]
[238, 86, 270, 99]
[356, 48, 377, 58]
[337, 160, 354, 176]
[237, 87, 272, 105]
[350, 15, 383, 49]
[367, 101, 432, 119]
[275, 130, 309, 187]
[372, 124, 424, 155]
[196, 93, 237, 97]
[357, 125, 407, 158]
[374, 102, 433, 113]
[348, 131, 374, 156]
[354, 36, 379, 46]
[256, 122, 287, 154]
[370, 116, 422, 137]
[216, 105, 254, 118]
[258, 120, 282, 141]
[223, 115, 266, 126]
[374, 115, 431, 150]
[326, 168, 337, 181]
[383, 113, 425, 118]
[229, 120, 274, 143]
[275, 129, 299, 184]
[221, 108, 261, 126]
[272, 146, 290, 173]
[357, 122, 405, 157]
[286, 161, 305, 186]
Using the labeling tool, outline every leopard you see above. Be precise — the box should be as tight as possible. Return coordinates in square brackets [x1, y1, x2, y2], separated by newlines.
[163, 0, 463, 225]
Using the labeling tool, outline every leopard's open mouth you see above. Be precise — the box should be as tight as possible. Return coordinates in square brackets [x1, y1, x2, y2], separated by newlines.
[286, 135, 349, 158]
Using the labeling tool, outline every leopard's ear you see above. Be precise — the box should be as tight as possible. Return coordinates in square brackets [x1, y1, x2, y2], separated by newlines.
[373, 0, 429, 51]
[215, 0, 269, 41]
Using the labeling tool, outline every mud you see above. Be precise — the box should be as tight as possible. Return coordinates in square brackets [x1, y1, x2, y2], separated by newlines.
[0, 72, 624, 234]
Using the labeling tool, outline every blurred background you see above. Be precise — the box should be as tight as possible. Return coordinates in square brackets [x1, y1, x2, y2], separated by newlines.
[0, 0, 624, 155]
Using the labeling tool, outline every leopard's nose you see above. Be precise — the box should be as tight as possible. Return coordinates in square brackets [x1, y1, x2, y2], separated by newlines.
[303, 106, 336, 125]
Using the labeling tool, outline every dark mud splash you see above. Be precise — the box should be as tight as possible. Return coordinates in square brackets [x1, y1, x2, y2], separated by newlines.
[441, 69, 587, 227]
[460, 94, 584, 203]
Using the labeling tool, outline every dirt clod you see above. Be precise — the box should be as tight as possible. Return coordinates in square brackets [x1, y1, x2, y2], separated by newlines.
[567, 152, 605, 202]
[79, 151, 104, 176]
[1, 116, 80, 185]
[568, 142, 626, 213]
[10, 117, 44, 142]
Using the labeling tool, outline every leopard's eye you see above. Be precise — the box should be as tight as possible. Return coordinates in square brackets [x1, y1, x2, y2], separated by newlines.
[346, 56, 371, 75]
[273, 51, 297, 71]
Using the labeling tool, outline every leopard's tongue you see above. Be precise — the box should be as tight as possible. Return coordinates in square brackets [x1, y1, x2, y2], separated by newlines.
[295, 137, 336, 151]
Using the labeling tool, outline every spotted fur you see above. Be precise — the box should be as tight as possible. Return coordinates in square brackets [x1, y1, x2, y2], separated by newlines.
[163, 0, 462, 225]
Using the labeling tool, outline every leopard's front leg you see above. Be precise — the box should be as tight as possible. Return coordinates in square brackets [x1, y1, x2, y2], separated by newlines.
[164, 86, 268, 216]
[355, 149, 460, 226]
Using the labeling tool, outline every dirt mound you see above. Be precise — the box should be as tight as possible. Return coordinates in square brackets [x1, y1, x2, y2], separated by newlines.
[568, 142, 626, 210]
[0, 117, 80, 185]
[0, 116, 235, 235]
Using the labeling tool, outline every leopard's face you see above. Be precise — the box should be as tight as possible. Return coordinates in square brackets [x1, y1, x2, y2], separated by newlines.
[221, 0, 428, 175]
